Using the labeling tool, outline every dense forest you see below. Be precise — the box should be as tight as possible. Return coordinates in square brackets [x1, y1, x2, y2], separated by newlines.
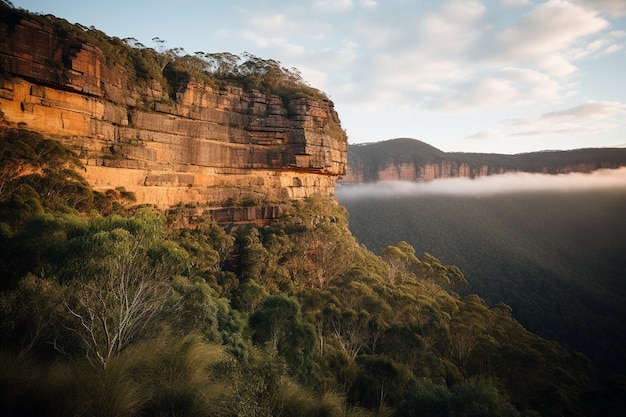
[2, 128, 625, 416]
[337, 184, 626, 376]
[2, 125, 626, 416]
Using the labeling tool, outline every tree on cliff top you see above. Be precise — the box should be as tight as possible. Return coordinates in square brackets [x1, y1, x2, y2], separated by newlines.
[151, 37, 184, 73]
[183, 50, 327, 99]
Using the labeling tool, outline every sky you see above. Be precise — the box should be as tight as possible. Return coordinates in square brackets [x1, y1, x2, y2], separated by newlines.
[11, 0, 626, 154]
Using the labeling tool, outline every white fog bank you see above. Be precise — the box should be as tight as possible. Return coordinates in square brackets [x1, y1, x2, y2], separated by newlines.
[335, 167, 626, 199]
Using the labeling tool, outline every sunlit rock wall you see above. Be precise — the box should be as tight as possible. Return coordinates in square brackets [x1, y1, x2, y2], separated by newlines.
[0, 13, 347, 209]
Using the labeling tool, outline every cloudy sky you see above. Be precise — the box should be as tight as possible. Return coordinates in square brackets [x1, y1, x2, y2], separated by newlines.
[13, 0, 626, 154]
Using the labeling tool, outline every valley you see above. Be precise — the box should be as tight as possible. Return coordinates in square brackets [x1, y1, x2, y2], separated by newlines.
[337, 179, 626, 374]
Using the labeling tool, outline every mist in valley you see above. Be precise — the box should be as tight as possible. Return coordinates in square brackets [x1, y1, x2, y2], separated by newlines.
[336, 167, 626, 374]
[336, 167, 626, 199]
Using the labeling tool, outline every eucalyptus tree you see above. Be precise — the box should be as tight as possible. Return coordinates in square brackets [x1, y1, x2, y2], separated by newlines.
[59, 209, 188, 369]
[249, 294, 318, 384]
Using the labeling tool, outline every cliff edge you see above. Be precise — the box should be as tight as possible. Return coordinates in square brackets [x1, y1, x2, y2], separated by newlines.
[0, 7, 347, 209]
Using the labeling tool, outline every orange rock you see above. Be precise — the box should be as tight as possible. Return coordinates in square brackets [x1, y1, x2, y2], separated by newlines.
[0, 11, 347, 209]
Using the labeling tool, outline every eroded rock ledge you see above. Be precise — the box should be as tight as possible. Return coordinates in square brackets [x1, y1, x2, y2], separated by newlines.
[0, 11, 347, 210]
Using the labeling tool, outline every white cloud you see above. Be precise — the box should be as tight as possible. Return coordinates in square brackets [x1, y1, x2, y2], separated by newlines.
[497, 0, 608, 54]
[576, 0, 626, 17]
[338, 0, 614, 113]
[438, 0, 486, 23]
[337, 0, 487, 108]
[428, 66, 564, 112]
[359, 0, 378, 8]
[313, 0, 354, 12]
[501, 0, 531, 6]
[432, 76, 519, 111]
[539, 54, 579, 77]
[506, 101, 626, 136]
[604, 44, 624, 54]
[567, 29, 626, 60]
[248, 13, 293, 33]
[499, 67, 562, 102]
[466, 129, 504, 140]
[540, 100, 626, 121]
[489, 0, 609, 75]
[420, 0, 487, 54]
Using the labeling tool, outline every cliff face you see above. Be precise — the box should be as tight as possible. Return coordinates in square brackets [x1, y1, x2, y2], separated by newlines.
[0, 12, 347, 209]
[341, 139, 626, 184]
[342, 160, 623, 183]
[342, 161, 507, 182]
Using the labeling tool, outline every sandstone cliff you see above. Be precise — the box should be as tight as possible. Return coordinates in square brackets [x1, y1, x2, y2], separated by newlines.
[0, 8, 347, 211]
[341, 138, 626, 183]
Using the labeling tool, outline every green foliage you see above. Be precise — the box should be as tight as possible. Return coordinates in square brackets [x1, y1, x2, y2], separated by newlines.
[339, 189, 626, 376]
[350, 355, 412, 409]
[0, 350, 80, 417]
[0, 130, 620, 415]
[53, 210, 184, 369]
[396, 376, 522, 417]
[381, 242, 468, 289]
[131, 335, 231, 417]
[0, 273, 65, 354]
[191, 51, 328, 99]
[249, 294, 319, 385]
[166, 276, 246, 356]
[0, 211, 87, 289]
[0, 337, 233, 417]
[237, 227, 270, 283]
[0, 128, 90, 217]
[273, 382, 345, 417]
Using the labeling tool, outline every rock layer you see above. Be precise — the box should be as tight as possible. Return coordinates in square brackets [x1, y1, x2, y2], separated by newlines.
[0, 11, 347, 209]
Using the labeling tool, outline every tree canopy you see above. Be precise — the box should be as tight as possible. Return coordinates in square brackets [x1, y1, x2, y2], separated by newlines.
[0, 117, 623, 417]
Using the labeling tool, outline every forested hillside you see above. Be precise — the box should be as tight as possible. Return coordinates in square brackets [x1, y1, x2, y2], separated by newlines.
[3, 127, 624, 416]
[337, 185, 626, 377]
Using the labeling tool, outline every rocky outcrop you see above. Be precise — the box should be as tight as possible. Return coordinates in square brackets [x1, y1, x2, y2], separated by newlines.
[0, 10, 347, 209]
[172, 205, 284, 230]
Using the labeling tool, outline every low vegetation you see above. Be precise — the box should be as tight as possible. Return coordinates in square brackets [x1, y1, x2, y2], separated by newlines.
[2, 127, 624, 416]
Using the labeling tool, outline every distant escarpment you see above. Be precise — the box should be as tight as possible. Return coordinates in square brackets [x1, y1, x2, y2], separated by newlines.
[0, 7, 346, 211]
[341, 138, 626, 183]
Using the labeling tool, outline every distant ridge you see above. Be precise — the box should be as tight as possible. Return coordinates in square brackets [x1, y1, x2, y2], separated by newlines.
[341, 137, 626, 183]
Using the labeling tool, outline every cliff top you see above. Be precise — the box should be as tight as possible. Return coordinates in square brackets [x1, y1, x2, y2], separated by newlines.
[0, 3, 347, 210]
[0, 3, 328, 103]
